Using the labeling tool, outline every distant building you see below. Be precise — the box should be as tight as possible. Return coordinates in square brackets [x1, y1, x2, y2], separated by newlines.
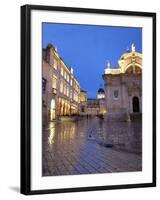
[87, 98, 100, 115]
[42, 43, 81, 121]
[97, 87, 105, 99]
[103, 44, 142, 121]
[79, 90, 88, 115]
[87, 88, 107, 116]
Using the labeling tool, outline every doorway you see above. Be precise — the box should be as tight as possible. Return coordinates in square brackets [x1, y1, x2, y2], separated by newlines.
[132, 96, 139, 113]
[50, 99, 56, 120]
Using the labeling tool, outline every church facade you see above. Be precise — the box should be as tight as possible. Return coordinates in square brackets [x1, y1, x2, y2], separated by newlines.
[103, 44, 142, 121]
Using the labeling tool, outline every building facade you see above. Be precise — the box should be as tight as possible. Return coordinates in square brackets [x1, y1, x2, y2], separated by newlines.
[87, 98, 100, 115]
[79, 89, 88, 116]
[103, 44, 142, 121]
[42, 44, 81, 121]
[86, 88, 107, 116]
[97, 87, 105, 99]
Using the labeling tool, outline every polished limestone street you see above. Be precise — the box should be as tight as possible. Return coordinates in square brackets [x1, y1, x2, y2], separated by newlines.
[42, 117, 142, 176]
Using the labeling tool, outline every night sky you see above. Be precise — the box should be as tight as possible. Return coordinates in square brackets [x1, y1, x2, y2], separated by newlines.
[42, 23, 142, 98]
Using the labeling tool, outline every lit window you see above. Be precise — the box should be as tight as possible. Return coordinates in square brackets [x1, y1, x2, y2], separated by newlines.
[60, 81, 63, 93]
[64, 84, 67, 95]
[61, 67, 63, 76]
[70, 78, 73, 86]
[67, 86, 69, 96]
[74, 92, 78, 102]
[52, 76, 57, 89]
[67, 74, 69, 82]
[64, 71, 67, 79]
[54, 59, 57, 70]
[70, 90, 72, 99]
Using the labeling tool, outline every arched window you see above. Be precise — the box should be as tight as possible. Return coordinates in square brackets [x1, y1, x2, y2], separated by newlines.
[132, 96, 140, 113]
[113, 90, 119, 100]
[125, 65, 142, 74]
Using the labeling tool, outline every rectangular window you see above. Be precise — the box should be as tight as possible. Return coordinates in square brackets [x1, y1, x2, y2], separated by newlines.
[60, 81, 63, 93]
[70, 78, 73, 86]
[54, 59, 57, 69]
[64, 71, 67, 79]
[74, 92, 78, 102]
[64, 84, 67, 95]
[113, 90, 119, 100]
[67, 86, 69, 97]
[42, 78, 47, 93]
[67, 74, 70, 82]
[61, 67, 63, 76]
[70, 90, 72, 99]
[81, 106, 85, 112]
[52, 76, 57, 89]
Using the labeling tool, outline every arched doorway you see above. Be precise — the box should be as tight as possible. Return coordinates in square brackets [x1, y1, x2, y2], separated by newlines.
[132, 96, 139, 113]
[50, 99, 56, 120]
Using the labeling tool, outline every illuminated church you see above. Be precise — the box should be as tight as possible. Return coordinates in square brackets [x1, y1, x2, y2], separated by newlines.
[103, 44, 142, 121]
[97, 87, 105, 99]
[80, 87, 106, 116]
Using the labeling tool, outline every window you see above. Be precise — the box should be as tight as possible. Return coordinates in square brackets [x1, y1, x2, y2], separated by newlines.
[42, 78, 47, 93]
[113, 90, 119, 100]
[54, 59, 57, 70]
[70, 78, 73, 86]
[67, 74, 69, 82]
[60, 81, 63, 93]
[67, 86, 69, 97]
[61, 67, 63, 76]
[64, 84, 67, 95]
[81, 106, 85, 112]
[70, 90, 72, 99]
[64, 71, 67, 79]
[74, 92, 78, 102]
[52, 76, 57, 89]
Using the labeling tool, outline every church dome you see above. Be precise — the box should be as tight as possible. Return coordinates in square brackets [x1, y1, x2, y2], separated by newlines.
[97, 87, 105, 99]
[118, 43, 142, 74]
[98, 88, 105, 94]
[103, 43, 142, 76]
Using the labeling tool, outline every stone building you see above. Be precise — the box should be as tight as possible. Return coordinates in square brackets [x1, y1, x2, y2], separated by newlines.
[87, 98, 100, 115]
[79, 89, 88, 116]
[86, 87, 107, 116]
[103, 44, 142, 121]
[97, 87, 105, 99]
[42, 60, 53, 122]
[42, 44, 81, 121]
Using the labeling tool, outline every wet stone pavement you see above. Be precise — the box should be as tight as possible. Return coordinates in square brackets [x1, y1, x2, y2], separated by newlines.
[42, 117, 142, 176]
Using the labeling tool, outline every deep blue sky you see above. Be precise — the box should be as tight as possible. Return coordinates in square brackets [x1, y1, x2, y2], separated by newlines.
[42, 23, 142, 98]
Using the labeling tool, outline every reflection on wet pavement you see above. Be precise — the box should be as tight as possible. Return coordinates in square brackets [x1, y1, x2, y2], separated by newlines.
[42, 117, 142, 176]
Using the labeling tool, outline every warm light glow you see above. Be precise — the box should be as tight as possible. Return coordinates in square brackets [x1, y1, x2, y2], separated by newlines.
[48, 122, 56, 145]
[97, 93, 105, 99]
[52, 76, 57, 89]
[51, 99, 55, 109]
[50, 99, 56, 120]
